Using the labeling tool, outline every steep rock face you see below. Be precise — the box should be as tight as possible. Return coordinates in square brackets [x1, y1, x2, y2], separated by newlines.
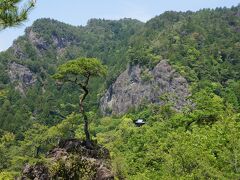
[27, 27, 71, 52]
[100, 60, 191, 115]
[11, 43, 27, 60]
[27, 28, 48, 51]
[8, 62, 37, 94]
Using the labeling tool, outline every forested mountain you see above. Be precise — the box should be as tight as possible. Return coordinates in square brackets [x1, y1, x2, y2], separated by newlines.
[1, 5, 240, 179]
[0, 18, 143, 133]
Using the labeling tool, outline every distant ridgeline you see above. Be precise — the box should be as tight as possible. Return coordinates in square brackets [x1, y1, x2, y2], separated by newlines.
[1, 5, 240, 179]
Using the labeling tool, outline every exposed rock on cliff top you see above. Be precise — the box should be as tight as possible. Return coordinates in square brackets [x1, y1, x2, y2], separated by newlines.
[20, 139, 114, 180]
[27, 29, 48, 51]
[27, 27, 71, 53]
[100, 60, 191, 115]
[8, 62, 37, 95]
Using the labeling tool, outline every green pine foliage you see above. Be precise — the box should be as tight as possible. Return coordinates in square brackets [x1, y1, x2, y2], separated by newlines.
[1, 5, 240, 179]
[0, 0, 35, 30]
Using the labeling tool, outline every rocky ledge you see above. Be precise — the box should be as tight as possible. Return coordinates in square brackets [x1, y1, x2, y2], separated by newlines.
[100, 60, 191, 115]
[20, 139, 114, 180]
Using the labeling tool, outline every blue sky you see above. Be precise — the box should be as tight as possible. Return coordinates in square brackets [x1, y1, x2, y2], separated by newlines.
[0, 0, 239, 51]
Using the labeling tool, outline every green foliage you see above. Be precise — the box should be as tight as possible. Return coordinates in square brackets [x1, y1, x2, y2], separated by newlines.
[94, 97, 240, 179]
[53, 57, 107, 142]
[50, 154, 97, 179]
[0, 17, 143, 132]
[53, 58, 107, 81]
[1, 5, 240, 179]
[0, 171, 15, 180]
[0, 0, 35, 29]
[0, 132, 15, 170]
[0, 113, 80, 174]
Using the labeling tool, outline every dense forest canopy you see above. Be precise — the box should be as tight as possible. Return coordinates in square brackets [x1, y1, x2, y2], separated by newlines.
[0, 5, 240, 179]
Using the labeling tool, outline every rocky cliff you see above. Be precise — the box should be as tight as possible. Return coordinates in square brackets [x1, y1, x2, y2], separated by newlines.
[100, 60, 191, 115]
[8, 62, 37, 95]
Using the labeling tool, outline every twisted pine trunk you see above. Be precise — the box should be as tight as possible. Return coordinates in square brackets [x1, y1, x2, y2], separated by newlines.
[79, 85, 91, 146]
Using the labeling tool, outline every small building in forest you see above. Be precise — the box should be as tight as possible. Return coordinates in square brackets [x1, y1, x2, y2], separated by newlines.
[134, 119, 146, 127]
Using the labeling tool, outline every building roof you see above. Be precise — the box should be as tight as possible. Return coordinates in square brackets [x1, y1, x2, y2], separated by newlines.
[135, 119, 145, 124]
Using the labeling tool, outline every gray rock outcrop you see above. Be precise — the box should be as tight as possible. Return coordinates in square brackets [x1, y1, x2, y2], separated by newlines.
[27, 29, 48, 51]
[8, 62, 37, 94]
[100, 60, 191, 115]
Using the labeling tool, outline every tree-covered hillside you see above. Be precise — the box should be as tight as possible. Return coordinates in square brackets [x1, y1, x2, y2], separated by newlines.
[0, 17, 144, 133]
[1, 5, 240, 179]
